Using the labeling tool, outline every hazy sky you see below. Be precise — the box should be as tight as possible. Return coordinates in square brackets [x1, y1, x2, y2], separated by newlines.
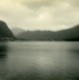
[0, 0, 79, 31]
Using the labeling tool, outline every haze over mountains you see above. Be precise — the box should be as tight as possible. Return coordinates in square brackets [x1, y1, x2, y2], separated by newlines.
[0, 20, 79, 41]
[13, 25, 79, 41]
[12, 28, 25, 36]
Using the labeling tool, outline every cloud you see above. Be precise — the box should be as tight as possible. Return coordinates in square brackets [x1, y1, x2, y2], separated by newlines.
[12, 0, 79, 8]
[13, 0, 53, 8]
[0, 0, 79, 31]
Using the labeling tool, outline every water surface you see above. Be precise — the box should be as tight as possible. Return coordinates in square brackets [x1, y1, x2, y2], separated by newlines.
[0, 42, 79, 80]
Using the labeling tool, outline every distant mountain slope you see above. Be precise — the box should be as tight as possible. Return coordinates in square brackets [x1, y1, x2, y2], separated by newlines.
[55, 25, 79, 40]
[0, 21, 15, 41]
[18, 30, 55, 40]
[16, 25, 79, 41]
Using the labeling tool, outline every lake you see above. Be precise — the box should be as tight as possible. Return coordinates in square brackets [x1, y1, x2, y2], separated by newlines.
[0, 42, 79, 80]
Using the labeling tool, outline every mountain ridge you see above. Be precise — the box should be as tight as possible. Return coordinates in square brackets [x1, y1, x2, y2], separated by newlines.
[16, 24, 79, 41]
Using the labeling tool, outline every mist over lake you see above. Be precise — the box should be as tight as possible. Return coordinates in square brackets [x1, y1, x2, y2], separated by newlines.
[0, 42, 79, 80]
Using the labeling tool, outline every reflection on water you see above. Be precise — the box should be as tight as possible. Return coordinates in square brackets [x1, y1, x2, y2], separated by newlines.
[0, 42, 79, 80]
[0, 42, 8, 57]
[0, 42, 8, 80]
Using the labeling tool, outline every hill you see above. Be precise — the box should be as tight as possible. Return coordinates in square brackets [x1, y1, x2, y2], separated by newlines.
[17, 30, 55, 41]
[0, 21, 15, 41]
[55, 25, 79, 41]
[17, 25, 79, 41]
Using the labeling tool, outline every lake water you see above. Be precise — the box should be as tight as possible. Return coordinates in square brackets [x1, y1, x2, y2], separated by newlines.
[0, 42, 79, 80]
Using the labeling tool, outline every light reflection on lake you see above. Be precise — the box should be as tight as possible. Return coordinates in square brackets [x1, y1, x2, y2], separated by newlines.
[0, 42, 79, 80]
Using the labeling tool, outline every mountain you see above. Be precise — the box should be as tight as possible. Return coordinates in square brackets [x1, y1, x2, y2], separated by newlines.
[17, 25, 79, 41]
[0, 21, 15, 41]
[55, 25, 79, 41]
[17, 30, 55, 41]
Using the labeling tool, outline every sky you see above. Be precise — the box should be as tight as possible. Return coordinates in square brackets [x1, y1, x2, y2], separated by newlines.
[0, 0, 79, 31]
